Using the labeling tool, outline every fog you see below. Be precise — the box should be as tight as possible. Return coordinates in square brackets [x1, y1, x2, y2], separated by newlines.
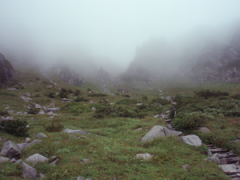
[1, 0, 240, 78]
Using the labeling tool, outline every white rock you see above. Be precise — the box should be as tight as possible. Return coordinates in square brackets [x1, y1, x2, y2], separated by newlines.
[38, 110, 45, 115]
[92, 107, 96, 111]
[22, 162, 39, 179]
[25, 138, 31, 143]
[7, 110, 14, 114]
[0, 157, 10, 163]
[36, 133, 48, 139]
[63, 128, 90, 135]
[141, 125, 178, 142]
[136, 153, 152, 160]
[25, 153, 48, 164]
[1, 116, 15, 120]
[1, 141, 21, 158]
[180, 135, 202, 147]
[198, 127, 211, 133]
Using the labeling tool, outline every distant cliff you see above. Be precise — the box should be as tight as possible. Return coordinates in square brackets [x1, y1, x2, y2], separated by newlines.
[0, 53, 14, 87]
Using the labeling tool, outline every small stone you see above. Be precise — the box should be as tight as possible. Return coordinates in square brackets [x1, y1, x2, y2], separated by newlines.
[182, 164, 191, 170]
[198, 127, 211, 133]
[83, 158, 89, 163]
[50, 158, 59, 166]
[205, 156, 221, 164]
[135, 128, 142, 131]
[92, 107, 96, 111]
[25, 138, 31, 143]
[36, 133, 48, 139]
[136, 153, 152, 160]
[11, 158, 16, 163]
[77, 177, 85, 180]
[0, 157, 10, 163]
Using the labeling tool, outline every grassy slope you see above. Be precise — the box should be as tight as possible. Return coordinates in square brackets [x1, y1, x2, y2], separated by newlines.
[1, 69, 240, 179]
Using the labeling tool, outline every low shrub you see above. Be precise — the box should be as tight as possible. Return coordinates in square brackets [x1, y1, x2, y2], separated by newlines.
[68, 89, 73, 93]
[116, 99, 138, 105]
[121, 94, 130, 98]
[195, 89, 229, 99]
[64, 103, 91, 114]
[28, 107, 40, 114]
[47, 92, 55, 98]
[74, 96, 89, 102]
[44, 120, 64, 132]
[74, 90, 81, 96]
[173, 112, 214, 130]
[150, 98, 169, 105]
[59, 92, 68, 98]
[0, 110, 9, 116]
[0, 119, 29, 136]
[0, 91, 18, 97]
[142, 95, 148, 102]
[88, 93, 107, 97]
[61, 88, 67, 93]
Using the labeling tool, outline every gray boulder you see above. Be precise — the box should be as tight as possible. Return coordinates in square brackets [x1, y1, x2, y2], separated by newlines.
[1, 141, 21, 158]
[17, 140, 42, 151]
[1, 116, 15, 121]
[36, 133, 48, 139]
[25, 153, 48, 164]
[198, 127, 211, 133]
[0, 156, 10, 163]
[63, 128, 90, 135]
[22, 162, 39, 180]
[38, 110, 45, 115]
[141, 125, 178, 142]
[180, 135, 202, 147]
[44, 107, 60, 113]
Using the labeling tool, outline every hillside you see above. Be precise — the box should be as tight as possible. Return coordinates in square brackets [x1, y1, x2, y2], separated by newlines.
[0, 62, 240, 179]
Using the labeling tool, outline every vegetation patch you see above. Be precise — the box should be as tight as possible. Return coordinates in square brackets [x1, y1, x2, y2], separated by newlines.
[0, 119, 29, 137]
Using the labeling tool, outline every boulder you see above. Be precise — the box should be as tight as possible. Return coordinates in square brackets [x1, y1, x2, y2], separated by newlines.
[1, 141, 21, 158]
[25, 153, 48, 164]
[0, 156, 10, 163]
[63, 128, 90, 135]
[44, 107, 60, 113]
[180, 135, 202, 147]
[38, 110, 45, 115]
[1, 116, 15, 121]
[17, 140, 42, 151]
[7, 110, 14, 114]
[24, 92, 31, 97]
[22, 162, 39, 180]
[36, 133, 48, 139]
[32, 103, 42, 109]
[141, 125, 178, 142]
[21, 96, 32, 102]
[198, 127, 211, 133]
[11, 158, 16, 163]
[136, 153, 152, 160]
[219, 164, 240, 174]
[62, 98, 70, 102]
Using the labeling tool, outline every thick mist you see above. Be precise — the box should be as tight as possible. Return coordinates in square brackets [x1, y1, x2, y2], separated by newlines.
[1, 0, 240, 79]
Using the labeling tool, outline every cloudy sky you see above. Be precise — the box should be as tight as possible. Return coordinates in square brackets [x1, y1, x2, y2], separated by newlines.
[1, 0, 240, 67]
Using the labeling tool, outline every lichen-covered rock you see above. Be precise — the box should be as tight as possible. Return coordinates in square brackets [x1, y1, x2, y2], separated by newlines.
[1, 141, 21, 158]
[22, 162, 39, 180]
